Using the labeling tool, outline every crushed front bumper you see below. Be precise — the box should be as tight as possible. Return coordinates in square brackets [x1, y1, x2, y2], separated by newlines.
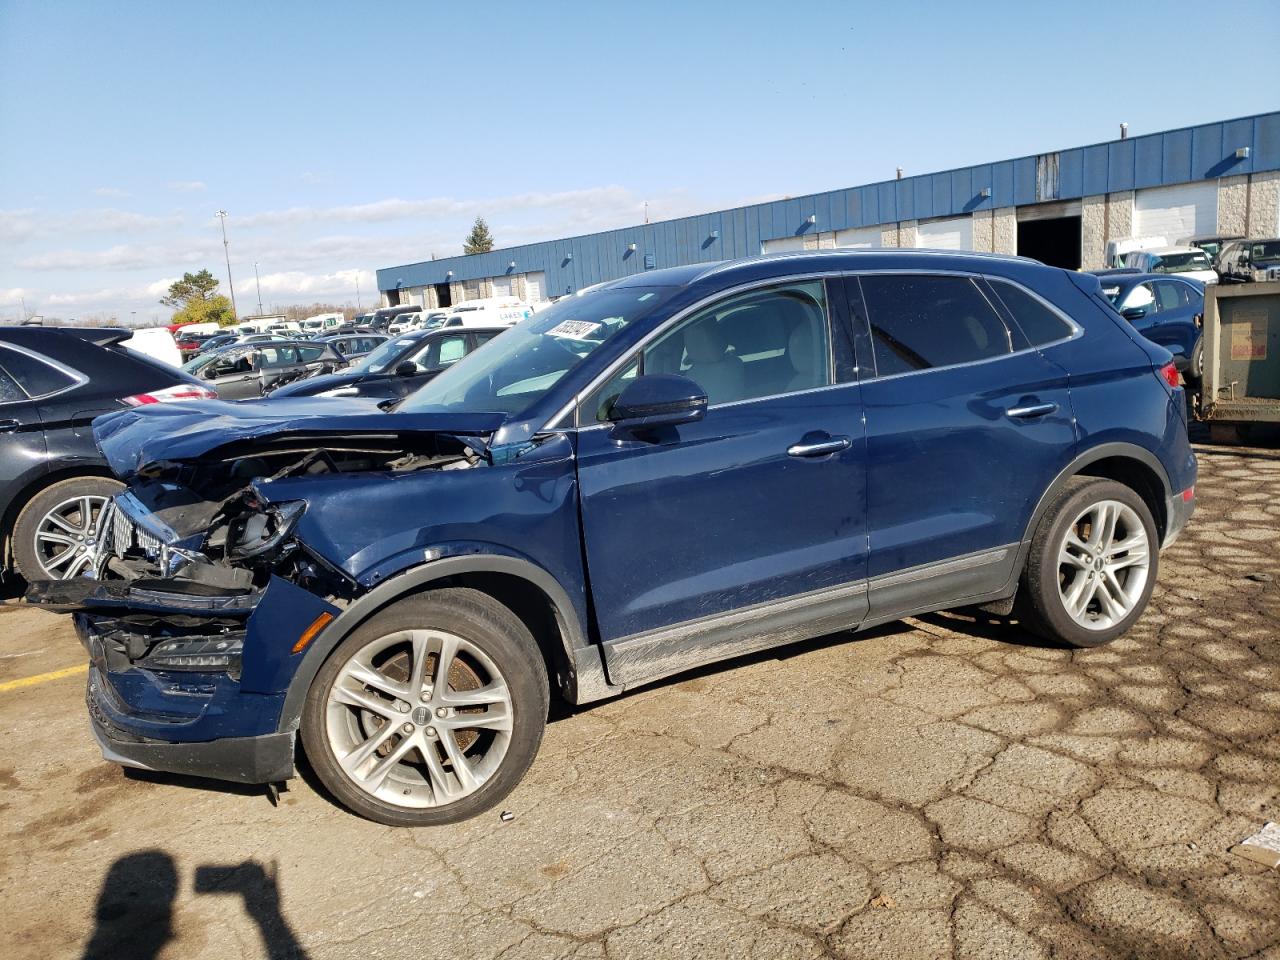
[42, 574, 340, 786]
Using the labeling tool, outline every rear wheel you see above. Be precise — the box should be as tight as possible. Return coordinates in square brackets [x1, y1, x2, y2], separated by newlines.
[1020, 477, 1158, 647]
[11, 477, 124, 581]
[301, 588, 549, 826]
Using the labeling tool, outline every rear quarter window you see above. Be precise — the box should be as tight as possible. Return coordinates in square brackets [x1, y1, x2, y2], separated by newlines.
[0, 362, 26, 403]
[0, 344, 81, 397]
[988, 280, 1075, 347]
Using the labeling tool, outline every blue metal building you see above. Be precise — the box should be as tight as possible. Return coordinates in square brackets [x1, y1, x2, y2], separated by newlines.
[378, 112, 1280, 308]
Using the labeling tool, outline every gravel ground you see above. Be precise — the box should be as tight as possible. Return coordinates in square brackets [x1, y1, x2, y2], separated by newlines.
[0, 441, 1276, 960]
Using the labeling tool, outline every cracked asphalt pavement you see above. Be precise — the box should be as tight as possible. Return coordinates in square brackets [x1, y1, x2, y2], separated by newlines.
[0, 441, 1277, 960]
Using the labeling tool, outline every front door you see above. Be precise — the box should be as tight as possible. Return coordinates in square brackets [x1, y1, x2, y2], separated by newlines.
[574, 278, 868, 686]
[850, 272, 1077, 619]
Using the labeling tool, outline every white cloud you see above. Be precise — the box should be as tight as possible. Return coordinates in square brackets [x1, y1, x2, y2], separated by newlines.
[251, 268, 375, 300]
[0, 209, 39, 244]
[168, 180, 207, 193]
[0, 287, 37, 308]
[93, 186, 130, 198]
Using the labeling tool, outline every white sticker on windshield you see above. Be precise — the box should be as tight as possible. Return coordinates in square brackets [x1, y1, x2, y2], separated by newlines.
[547, 319, 603, 340]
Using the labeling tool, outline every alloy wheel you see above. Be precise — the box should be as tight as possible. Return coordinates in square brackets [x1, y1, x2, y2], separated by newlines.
[33, 494, 110, 579]
[324, 629, 514, 809]
[1056, 499, 1151, 630]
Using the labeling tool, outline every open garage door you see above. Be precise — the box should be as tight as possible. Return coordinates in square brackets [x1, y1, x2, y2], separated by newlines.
[761, 235, 806, 254]
[1134, 182, 1218, 241]
[916, 216, 973, 250]
[1017, 201, 1082, 269]
[835, 226, 880, 248]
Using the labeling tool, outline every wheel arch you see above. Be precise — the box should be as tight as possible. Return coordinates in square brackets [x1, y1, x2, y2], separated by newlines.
[1024, 442, 1172, 549]
[278, 555, 617, 733]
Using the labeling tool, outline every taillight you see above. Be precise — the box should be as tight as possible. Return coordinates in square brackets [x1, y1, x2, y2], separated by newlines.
[1158, 362, 1180, 390]
[122, 383, 218, 406]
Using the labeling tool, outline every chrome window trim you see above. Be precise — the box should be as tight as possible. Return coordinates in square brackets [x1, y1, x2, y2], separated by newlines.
[0, 340, 89, 404]
[544, 268, 1082, 430]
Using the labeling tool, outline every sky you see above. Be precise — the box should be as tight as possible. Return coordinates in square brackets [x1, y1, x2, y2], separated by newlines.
[1, 0, 1277, 324]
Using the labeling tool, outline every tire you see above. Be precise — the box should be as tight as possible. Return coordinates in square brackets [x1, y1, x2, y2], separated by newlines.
[1184, 338, 1204, 388]
[301, 588, 549, 826]
[1019, 477, 1159, 648]
[11, 476, 124, 581]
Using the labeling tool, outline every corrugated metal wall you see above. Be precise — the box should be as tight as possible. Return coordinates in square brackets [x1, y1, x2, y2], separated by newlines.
[378, 112, 1280, 296]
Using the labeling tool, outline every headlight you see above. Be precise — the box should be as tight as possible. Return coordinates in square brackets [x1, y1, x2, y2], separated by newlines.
[142, 634, 243, 674]
[227, 500, 306, 560]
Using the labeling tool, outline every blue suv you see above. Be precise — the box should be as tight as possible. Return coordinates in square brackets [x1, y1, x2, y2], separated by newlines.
[27, 250, 1197, 825]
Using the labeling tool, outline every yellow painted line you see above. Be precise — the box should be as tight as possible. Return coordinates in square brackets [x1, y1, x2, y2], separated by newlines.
[0, 662, 88, 693]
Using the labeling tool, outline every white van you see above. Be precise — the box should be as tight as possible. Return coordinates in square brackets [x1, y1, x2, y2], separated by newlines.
[300, 313, 345, 336]
[440, 297, 532, 329]
[1104, 236, 1168, 269]
[122, 327, 182, 367]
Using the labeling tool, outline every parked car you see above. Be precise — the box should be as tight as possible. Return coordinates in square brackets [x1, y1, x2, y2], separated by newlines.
[370, 304, 424, 332]
[174, 328, 217, 360]
[183, 340, 347, 400]
[0, 326, 215, 581]
[1217, 238, 1280, 283]
[1177, 234, 1243, 267]
[387, 311, 426, 334]
[300, 313, 345, 336]
[1097, 273, 1205, 384]
[1120, 247, 1218, 285]
[267, 326, 506, 400]
[316, 333, 388, 361]
[26, 250, 1196, 826]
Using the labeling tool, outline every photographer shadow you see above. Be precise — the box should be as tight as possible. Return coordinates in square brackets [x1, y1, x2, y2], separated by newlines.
[82, 851, 309, 960]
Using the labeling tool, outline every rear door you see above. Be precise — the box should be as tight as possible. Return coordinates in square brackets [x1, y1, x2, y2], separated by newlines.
[574, 277, 869, 684]
[851, 272, 1077, 619]
[1148, 280, 1201, 360]
[0, 351, 49, 515]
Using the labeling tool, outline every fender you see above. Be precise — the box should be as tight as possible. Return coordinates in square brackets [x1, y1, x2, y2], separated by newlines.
[277, 552, 619, 732]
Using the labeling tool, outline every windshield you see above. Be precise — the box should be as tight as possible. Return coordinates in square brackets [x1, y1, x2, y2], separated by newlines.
[397, 285, 677, 417]
[1252, 241, 1280, 261]
[1150, 251, 1212, 274]
[351, 335, 420, 374]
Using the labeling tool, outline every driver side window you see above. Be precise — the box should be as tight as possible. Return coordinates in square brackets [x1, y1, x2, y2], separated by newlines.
[581, 280, 832, 423]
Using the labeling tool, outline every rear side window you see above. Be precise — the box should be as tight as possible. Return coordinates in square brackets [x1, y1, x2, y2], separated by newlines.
[860, 275, 1012, 376]
[0, 345, 80, 398]
[1153, 280, 1192, 311]
[297, 345, 327, 362]
[988, 280, 1075, 347]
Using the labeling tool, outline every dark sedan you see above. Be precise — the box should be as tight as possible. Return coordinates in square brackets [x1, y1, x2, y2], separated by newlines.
[184, 340, 348, 400]
[0, 326, 215, 580]
[266, 326, 505, 400]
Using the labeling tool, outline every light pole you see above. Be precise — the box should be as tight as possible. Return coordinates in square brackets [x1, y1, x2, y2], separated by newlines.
[254, 261, 264, 316]
[355, 276, 363, 310]
[215, 210, 239, 319]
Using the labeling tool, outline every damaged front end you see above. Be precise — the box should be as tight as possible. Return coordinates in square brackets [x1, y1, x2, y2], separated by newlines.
[24, 399, 507, 784]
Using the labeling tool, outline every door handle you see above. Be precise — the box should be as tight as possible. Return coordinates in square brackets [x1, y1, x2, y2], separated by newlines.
[787, 436, 851, 458]
[0, 419, 18, 433]
[1006, 401, 1058, 419]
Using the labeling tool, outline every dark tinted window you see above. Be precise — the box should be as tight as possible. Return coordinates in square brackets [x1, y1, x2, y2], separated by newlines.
[860, 275, 1012, 376]
[297, 345, 327, 363]
[0, 345, 79, 397]
[989, 280, 1074, 347]
[1153, 280, 1191, 312]
[0, 362, 25, 403]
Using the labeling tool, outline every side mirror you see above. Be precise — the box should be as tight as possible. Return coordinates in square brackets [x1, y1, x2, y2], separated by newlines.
[395, 361, 417, 377]
[608, 374, 708, 430]
[1121, 307, 1147, 321]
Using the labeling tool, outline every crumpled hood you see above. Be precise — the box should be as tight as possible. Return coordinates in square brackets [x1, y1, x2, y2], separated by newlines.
[93, 397, 507, 479]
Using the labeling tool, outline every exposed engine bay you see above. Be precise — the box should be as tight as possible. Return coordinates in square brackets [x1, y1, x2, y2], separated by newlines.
[25, 430, 493, 675]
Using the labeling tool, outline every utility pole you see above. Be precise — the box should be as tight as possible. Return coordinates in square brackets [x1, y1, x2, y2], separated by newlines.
[643, 201, 649, 224]
[254, 261, 264, 316]
[355, 276, 363, 310]
[215, 210, 239, 319]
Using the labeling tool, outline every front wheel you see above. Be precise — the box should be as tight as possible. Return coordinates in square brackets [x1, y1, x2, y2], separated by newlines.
[300, 588, 549, 826]
[1020, 477, 1158, 647]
